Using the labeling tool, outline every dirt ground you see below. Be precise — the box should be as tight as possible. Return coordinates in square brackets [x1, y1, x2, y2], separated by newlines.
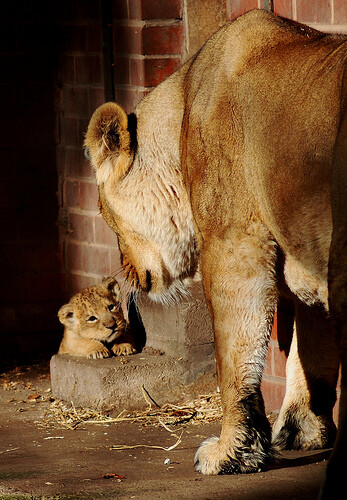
[0, 362, 330, 500]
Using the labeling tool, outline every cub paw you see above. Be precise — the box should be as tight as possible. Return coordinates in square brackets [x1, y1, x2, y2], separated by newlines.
[87, 346, 112, 359]
[112, 342, 137, 356]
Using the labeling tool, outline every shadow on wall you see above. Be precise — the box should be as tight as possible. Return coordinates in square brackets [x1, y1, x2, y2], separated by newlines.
[0, 3, 67, 371]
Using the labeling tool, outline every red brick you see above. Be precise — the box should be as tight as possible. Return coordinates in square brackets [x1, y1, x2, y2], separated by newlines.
[69, 212, 95, 242]
[270, 310, 278, 340]
[114, 25, 143, 55]
[63, 86, 90, 117]
[24, 240, 63, 273]
[130, 0, 182, 20]
[272, 342, 287, 378]
[274, 0, 293, 19]
[89, 87, 105, 111]
[95, 216, 119, 245]
[110, 247, 122, 274]
[58, 25, 87, 52]
[263, 342, 273, 376]
[62, 117, 80, 147]
[76, 2, 101, 23]
[142, 25, 184, 55]
[115, 87, 148, 112]
[130, 57, 145, 86]
[79, 118, 91, 148]
[296, 0, 332, 24]
[58, 54, 75, 83]
[75, 55, 103, 84]
[334, 0, 347, 24]
[66, 241, 84, 271]
[143, 57, 182, 86]
[70, 273, 98, 295]
[226, 0, 259, 20]
[112, 0, 129, 20]
[114, 56, 130, 85]
[80, 181, 99, 211]
[86, 24, 103, 52]
[83, 244, 111, 275]
[261, 376, 286, 412]
[65, 148, 94, 178]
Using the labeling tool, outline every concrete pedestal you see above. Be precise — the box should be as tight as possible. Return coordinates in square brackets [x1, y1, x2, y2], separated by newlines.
[50, 281, 217, 410]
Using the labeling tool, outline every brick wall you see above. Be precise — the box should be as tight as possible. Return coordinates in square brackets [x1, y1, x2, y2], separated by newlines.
[274, 0, 347, 31]
[113, 0, 184, 113]
[57, 1, 120, 296]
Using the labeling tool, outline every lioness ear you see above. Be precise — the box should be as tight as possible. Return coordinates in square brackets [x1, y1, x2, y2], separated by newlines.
[58, 304, 76, 326]
[84, 103, 137, 182]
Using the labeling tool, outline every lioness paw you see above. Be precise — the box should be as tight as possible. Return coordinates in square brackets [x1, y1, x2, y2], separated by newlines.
[195, 433, 273, 475]
[112, 343, 137, 356]
[194, 436, 223, 475]
[194, 437, 248, 475]
[272, 408, 336, 451]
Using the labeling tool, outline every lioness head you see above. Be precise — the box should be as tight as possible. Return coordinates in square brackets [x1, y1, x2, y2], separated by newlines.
[84, 102, 198, 303]
[58, 278, 126, 343]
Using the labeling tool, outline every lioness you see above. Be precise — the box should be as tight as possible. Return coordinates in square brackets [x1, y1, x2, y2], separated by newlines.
[58, 278, 136, 358]
[85, 10, 347, 498]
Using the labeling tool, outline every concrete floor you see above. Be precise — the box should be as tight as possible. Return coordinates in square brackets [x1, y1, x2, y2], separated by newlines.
[0, 362, 329, 500]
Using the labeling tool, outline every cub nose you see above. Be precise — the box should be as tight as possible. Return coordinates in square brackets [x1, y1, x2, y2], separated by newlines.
[106, 321, 117, 330]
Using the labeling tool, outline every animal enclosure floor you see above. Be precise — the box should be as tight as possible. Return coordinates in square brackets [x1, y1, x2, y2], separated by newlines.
[0, 362, 329, 500]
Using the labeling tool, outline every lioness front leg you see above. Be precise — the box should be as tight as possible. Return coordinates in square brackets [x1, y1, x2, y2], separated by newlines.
[195, 229, 278, 475]
[273, 301, 339, 450]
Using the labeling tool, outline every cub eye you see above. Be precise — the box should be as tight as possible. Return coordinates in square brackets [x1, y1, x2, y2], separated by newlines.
[87, 315, 98, 322]
[108, 304, 117, 312]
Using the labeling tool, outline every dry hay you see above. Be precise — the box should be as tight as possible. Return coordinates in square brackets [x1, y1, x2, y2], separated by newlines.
[38, 386, 222, 431]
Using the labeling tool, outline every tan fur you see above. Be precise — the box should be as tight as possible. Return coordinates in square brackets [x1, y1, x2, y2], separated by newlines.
[85, 10, 347, 496]
[58, 278, 136, 359]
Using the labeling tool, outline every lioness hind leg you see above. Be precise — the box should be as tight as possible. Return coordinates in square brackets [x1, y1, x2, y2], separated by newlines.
[272, 301, 339, 451]
[195, 226, 278, 475]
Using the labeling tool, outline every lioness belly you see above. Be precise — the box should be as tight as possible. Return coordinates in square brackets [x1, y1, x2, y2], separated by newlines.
[271, 191, 332, 310]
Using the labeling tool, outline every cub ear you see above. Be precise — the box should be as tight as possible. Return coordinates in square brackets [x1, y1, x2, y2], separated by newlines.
[84, 102, 137, 182]
[58, 304, 76, 326]
[102, 277, 122, 302]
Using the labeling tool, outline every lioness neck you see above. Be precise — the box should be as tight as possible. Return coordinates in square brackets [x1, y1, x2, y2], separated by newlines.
[134, 64, 189, 168]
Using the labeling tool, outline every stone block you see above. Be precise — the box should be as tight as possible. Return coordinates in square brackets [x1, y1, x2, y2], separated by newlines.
[50, 349, 216, 411]
[137, 280, 214, 360]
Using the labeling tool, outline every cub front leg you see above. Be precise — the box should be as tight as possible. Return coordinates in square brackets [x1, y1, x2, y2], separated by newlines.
[58, 333, 112, 358]
[195, 229, 278, 475]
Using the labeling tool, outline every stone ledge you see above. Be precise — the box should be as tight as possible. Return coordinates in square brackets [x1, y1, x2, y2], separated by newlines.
[50, 349, 217, 411]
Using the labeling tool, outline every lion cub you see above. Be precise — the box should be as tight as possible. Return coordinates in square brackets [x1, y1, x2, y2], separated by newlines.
[57, 278, 136, 359]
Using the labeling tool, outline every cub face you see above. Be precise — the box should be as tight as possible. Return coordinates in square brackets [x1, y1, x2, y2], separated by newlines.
[84, 102, 198, 304]
[57, 278, 135, 358]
